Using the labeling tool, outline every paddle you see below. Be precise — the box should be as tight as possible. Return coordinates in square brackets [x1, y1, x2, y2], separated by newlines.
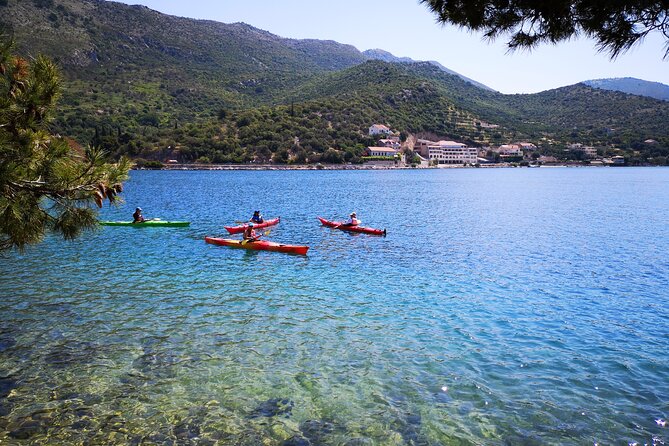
[240, 229, 271, 245]
[134, 217, 159, 224]
[333, 218, 361, 229]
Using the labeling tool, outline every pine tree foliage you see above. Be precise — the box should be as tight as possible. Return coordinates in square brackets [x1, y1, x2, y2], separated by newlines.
[0, 39, 131, 252]
[420, 0, 669, 58]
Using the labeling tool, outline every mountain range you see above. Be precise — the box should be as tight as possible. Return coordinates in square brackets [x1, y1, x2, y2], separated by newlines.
[1, 0, 668, 165]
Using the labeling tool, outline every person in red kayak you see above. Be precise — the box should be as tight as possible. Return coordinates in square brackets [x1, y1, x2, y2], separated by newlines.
[132, 207, 146, 223]
[342, 212, 360, 226]
[250, 210, 264, 224]
[242, 223, 262, 241]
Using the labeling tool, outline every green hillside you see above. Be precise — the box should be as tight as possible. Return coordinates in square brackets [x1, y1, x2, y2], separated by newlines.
[2, 0, 668, 165]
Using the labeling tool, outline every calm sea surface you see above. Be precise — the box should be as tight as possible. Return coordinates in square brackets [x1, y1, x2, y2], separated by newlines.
[1, 167, 668, 445]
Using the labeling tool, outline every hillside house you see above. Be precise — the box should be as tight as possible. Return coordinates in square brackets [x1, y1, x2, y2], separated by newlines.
[569, 143, 597, 158]
[369, 124, 392, 136]
[378, 138, 400, 149]
[495, 144, 523, 158]
[518, 142, 537, 152]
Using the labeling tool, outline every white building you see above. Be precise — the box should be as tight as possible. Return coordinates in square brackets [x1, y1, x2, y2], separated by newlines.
[495, 144, 523, 157]
[569, 143, 597, 158]
[518, 142, 537, 151]
[369, 124, 392, 136]
[366, 146, 399, 157]
[427, 140, 477, 165]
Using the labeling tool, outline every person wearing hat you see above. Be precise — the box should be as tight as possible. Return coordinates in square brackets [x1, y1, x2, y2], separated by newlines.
[342, 212, 360, 227]
[132, 207, 146, 223]
[242, 222, 261, 241]
[250, 210, 264, 224]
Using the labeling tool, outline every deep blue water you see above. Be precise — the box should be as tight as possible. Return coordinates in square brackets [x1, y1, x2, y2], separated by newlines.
[1, 167, 668, 445]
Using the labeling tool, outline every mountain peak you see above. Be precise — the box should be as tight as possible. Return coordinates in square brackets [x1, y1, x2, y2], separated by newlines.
[362, 49, 495, 91]
[583, 77, 669, 101]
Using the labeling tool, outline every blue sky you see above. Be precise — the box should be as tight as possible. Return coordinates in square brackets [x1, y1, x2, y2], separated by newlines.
[115, 0, 668, 94]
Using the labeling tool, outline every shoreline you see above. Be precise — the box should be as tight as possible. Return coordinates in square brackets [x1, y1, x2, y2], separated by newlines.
[134, 162, 653, 171]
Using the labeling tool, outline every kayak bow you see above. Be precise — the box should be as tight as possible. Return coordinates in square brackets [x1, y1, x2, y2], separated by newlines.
[224, 217, 280, 234]
[205, 237, 309, 255]
[317, 217, 386, 236]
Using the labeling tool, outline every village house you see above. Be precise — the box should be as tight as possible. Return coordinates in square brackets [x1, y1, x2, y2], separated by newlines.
[366, 146, 400, 157]
[581, 147, 597, 158]
[518, 142, 537, 152]
[378, 138, 401, 149]
[538, 155, 559, 164]
[495, 144, 523, 158]
[569, 143, 597, 158]
[369, 124, 393, 136]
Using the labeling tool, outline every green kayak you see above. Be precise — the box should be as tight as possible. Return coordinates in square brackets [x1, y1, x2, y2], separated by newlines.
[100, 221, 190, 227]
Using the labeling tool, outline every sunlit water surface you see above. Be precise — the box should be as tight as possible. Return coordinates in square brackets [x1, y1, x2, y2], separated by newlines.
[1, 168, 668, 445]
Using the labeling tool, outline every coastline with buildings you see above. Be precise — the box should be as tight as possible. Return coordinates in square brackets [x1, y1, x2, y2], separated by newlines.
[147, 122, 635, 170]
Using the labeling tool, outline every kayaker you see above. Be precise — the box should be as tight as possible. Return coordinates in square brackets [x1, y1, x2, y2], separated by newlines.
[243, 223, 261, 241]
[342, 212, 360, 226]
[250, 211, 264, 224]
[132, 207, 146, 223]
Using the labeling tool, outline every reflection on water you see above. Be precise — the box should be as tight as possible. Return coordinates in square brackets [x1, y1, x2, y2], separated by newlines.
[1, 168, 669, 445]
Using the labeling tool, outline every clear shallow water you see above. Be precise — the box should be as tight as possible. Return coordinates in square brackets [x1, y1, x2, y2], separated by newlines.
[1, 167, 668, 445]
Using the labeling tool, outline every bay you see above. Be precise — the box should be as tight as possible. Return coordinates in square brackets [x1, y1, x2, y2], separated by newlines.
[1, 167, 668, 445]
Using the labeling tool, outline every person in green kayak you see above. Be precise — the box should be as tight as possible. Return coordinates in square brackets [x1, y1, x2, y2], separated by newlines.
[342, 212, 360, 227]
[132, 207, 146, 223]
[242, 223, 262, 241]
[250, 210, 264, 224]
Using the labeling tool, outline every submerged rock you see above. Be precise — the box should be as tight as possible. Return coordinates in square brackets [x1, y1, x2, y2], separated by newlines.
[8, 419, 43, 440]
[42, 340, 103, 369]
[0, 401, 11, 417]
[249, 398, 294, 418]
[283, 436, 311, 446]
[132, 352, 179, 378]
[0, 333, 16, 352]
[173, 419, 201, 440]
[300, 419, 335, 443]
[0, 376, 18, 398]
[344, 438, 373, 446]
[394, 413, 429, 446]
[143, 432, 175, 445]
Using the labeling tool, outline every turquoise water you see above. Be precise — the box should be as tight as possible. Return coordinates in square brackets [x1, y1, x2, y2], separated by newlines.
[1, 167, 668, 445]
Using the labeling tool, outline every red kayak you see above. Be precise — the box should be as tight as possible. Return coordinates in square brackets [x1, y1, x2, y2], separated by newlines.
[205, 236, 309, 255]
[317, 217, 386, 236]
[224, 217, 280, 234]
